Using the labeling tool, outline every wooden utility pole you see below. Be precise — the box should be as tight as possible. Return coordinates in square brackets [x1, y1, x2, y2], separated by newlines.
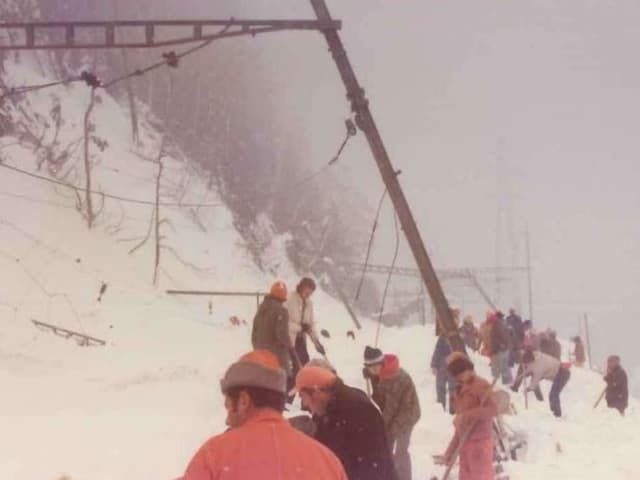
[526, 229, 534, 322]
[309, 0, 464, 351]
[584, 313, 594, 371]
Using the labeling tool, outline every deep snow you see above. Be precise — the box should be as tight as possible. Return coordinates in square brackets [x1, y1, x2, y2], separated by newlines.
[0, 52, 638, 480]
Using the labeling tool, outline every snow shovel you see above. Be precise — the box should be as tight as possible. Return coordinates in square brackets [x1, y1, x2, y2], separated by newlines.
[440, 377, 499, 480]
[593, 387, 607, 409]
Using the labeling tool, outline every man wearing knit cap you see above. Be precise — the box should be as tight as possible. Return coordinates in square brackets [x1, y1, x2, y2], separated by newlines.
[434, 352, 497, 480]
[363, 346, 385, 407]
[364, 347, 421, 480]
[183, 350, 347, 480]
[251, 281, 294, 379]
[296, 364, 397, 480]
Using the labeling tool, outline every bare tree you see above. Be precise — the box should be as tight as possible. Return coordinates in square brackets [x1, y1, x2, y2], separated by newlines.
[152, 158, 163, 285]
[82, 88, 97, 228]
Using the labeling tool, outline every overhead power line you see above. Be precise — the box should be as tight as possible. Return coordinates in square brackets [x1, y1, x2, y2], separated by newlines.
[0, 23, 231, 103]
[0, 162, 223, 208]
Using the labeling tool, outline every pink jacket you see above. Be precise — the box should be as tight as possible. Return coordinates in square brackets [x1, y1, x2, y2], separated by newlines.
[445, 375, 497, 460]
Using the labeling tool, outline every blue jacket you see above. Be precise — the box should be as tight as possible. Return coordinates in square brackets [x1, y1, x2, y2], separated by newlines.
[431, 334, 468, 369]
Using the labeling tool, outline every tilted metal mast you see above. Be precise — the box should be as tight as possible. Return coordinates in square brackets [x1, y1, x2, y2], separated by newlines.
[1, 7, 466, 350]
[309, 0, 465, 351]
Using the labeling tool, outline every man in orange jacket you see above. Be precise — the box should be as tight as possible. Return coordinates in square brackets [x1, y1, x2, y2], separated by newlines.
[182, 350, 347, 480]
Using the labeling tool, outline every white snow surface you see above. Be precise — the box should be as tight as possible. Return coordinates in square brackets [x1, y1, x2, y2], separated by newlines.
[0, 57, 638, 480]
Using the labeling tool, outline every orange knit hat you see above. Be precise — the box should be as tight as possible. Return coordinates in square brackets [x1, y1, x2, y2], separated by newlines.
[270, 281, 288, 301]
[296, 365, 338, 392]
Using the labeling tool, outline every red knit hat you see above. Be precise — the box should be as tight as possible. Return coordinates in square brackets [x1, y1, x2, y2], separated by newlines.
[296, 365, 338, 391]
[220, 350, 287, 394]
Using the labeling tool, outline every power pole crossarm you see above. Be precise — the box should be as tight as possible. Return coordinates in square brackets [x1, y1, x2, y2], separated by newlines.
[0, 19, 341, 50]
[309, 0, 464, 351]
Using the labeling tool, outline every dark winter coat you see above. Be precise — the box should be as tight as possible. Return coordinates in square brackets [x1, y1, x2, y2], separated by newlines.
[431, 335, 468, 369]
[363, 369, 384, 411]
[431, 335, 453, 370]
[376, 355, 421, 440]
[314, 380, 397, 480]
[506, 314, 525, 345]
[605, 366, 628, 412]
[490, 320, 510, 355]
[251, 295, 291, 373]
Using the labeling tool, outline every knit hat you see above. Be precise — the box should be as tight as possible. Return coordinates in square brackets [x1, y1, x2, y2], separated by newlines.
[363, 346, 384, 366]
[446, 352, 474, 377]
[296, 365, 338, 392]
[220, 350, 287, 394]
[270, 281, 288, 302]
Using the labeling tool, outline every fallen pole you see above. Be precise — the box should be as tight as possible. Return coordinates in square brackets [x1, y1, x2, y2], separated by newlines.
[31, 318, 105, 346]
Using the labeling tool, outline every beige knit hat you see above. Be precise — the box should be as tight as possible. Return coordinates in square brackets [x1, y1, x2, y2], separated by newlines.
[220, 350, 287, 394]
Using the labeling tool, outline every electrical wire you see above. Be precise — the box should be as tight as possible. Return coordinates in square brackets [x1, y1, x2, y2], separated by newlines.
[0, 190, 77, 210]
[355, 188, 388, 300]
[0, 162, 223, 208]
[0, 23, 234, 103]
[374, 208, 401, 347]
[251, 117, 357, 202]
[0, 77, 82, 103]
[101, 35, 220, 90]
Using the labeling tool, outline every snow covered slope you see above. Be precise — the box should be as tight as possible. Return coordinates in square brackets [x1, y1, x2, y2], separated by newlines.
[0, 52, 638, 480]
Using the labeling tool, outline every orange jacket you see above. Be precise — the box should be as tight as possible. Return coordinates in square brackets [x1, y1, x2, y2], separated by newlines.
[183, 409, 347, 480]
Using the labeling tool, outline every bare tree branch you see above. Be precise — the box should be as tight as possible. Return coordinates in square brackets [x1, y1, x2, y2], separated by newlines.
[129, 206, 156, 255]
[161, 244, 211, 274]
[152, 154, 164, 286]
[83, 88, 97, 228]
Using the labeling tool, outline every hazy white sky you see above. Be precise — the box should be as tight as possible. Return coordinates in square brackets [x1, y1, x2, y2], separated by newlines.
[160, 0, 640, 371]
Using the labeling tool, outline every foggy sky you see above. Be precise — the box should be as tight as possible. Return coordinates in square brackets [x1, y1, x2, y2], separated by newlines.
[144, 1, 640, 380]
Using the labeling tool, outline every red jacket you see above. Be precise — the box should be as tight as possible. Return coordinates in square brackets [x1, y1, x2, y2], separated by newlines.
[184, 409, 347, 480]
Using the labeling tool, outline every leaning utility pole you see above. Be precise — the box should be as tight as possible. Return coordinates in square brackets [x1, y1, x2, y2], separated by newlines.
[309, 0, 464, 351]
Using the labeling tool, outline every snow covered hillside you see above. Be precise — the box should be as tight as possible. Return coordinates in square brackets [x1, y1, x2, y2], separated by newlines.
[0, 49, 639, 480]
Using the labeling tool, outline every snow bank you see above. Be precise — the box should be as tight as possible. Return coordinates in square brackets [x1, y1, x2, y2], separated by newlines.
[0, 48, 638, 480]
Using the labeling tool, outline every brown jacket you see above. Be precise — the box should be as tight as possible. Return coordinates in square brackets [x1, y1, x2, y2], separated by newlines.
[445, 375, 497, 460]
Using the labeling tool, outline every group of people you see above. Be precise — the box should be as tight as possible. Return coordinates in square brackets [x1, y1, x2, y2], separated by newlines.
[182, 278, 427, 480]
[250, 277, 326, 396]
[180, 280, 630, 480]
[438, 307, 629, 419]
